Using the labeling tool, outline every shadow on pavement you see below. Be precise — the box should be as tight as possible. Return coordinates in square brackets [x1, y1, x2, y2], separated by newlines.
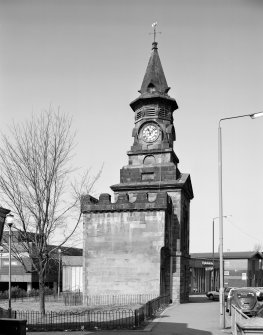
[152, 321, 212, 334]
[189, 295, 216, 303]
[26, 325, 213, 335]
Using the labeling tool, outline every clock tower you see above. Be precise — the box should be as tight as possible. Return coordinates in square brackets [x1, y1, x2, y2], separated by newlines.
[111, 41, 190, 198]
[82, 39, 193, 304]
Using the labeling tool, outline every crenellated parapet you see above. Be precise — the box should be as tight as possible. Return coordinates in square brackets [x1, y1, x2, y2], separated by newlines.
[81, 192, 173, 213]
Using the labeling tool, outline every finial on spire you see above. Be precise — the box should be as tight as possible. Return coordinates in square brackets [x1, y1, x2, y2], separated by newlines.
[152, 22, 157, 42]
[149, 22, 161, 44]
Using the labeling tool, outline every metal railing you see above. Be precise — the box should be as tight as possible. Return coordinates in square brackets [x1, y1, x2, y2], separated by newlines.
[14, 294, 170, 331]
[231, 305, 249, 335]
[63, 292, 82, 306]
[83, 293, 158, 307]
[15, 309, 135, 331]
[134, 294, 170, 326]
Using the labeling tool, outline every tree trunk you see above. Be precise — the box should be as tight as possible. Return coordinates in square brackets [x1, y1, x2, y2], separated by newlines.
[39, 270, 46, 314]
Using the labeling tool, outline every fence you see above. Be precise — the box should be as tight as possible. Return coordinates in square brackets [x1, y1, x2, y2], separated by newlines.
[63, 292, 82, 306]
[15, 309, 135, 331]
[83, 293, 159, 307]
[63, 293, 159, 306]
[2, 292, 159, 306]
[14, 294, 170, 331]
[231, 305, 249, 335]
[134, 294, 170, 326]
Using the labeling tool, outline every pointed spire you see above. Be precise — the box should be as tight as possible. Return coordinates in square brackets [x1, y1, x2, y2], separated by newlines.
[130, 39, 178, 112]
[139, 42, 170, 95]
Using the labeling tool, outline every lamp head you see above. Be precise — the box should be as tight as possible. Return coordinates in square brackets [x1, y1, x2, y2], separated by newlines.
[5, 214, 14, 227]
[250, 111, 263, 119]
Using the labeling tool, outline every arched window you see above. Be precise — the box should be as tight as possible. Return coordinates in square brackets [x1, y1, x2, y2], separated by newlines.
[143, 155, 156, 165]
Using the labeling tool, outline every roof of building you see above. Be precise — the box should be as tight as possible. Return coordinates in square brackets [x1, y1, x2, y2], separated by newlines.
[191, 251, 263, 260]
[56, 246, 82, 256]
[1, 230, 83, 257]
[62, 255, 82, 266]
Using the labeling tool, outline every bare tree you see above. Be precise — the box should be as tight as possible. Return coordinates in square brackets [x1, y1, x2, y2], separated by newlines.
[0, 109, 101, 313]
[253, 243, 263, 253]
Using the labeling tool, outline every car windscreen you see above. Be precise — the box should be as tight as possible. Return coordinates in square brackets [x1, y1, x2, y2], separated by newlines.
[236, 292, 254, 298]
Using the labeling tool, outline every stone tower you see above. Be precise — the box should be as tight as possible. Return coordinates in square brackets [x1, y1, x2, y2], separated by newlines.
[81, 41, 193, 304]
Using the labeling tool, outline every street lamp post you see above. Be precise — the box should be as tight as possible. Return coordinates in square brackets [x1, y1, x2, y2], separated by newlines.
[58, 248, 61, 297]
[5, 213, 14, 318]
[212, 216, 230, 291]
[218, 111, 263, 328]
[0, 245, 3, 268]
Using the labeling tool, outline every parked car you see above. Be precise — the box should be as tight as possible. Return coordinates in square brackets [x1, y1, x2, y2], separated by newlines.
[226, 288, 260, 316]
[206, 287, 232, 301]
[249, 287, 263, 301]
[226, 288, 237, 313]
[224, 287, 233, 300]
[206, 289, 219, 300]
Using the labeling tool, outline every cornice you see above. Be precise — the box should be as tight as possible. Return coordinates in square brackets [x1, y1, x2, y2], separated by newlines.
[111, 173, 194, 200]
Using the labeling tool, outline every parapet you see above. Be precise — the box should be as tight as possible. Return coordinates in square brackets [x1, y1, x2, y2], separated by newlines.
[81, 192, 172, 213]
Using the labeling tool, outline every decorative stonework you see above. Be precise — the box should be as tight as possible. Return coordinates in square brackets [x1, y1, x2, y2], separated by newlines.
[81, 192, 172, 213]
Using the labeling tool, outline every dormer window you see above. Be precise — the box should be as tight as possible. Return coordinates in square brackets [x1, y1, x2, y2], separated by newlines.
[147, 83, 156, 93]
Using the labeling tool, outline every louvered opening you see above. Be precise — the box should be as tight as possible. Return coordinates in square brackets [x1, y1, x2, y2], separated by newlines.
[158, 105, 171, 120]
[135, 111, 142, 120]
[135, 105, 158, 121]
[145, 109, 156, 117]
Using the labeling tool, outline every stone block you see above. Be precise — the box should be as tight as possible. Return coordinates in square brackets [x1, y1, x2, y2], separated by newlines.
[99, 193, 111, 203]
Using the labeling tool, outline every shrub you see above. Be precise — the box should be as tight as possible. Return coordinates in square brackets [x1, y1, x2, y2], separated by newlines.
[0, 286, 56, 300]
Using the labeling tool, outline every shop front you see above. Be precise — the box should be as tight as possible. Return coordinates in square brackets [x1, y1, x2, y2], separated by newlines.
[189, 257, 219, 293]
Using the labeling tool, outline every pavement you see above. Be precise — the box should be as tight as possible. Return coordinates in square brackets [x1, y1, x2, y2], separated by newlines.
[27, 296, 232, 335]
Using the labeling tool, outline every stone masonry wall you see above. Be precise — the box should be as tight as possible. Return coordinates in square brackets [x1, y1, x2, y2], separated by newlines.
[168, 190, 191, 303]
[81, 190, 191, 303]
[82, 210, 166, 297]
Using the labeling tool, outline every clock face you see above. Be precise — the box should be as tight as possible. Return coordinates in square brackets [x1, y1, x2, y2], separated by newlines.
[142, 124, 159, 142]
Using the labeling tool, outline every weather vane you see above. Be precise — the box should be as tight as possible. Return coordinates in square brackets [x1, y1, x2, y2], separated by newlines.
[149, 22, 161, 42]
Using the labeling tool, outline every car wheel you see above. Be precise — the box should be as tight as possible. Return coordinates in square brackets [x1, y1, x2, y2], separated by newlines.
[208, 294, 214, 300]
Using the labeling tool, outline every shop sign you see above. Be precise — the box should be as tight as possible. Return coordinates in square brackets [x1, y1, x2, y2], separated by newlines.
[202, 261, 213, 266]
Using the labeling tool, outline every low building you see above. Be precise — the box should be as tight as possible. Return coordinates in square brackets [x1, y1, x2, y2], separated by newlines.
[62, 255, 83, 292]
[0, 230, 82, 292]
[191, 251, 263, 291]
[61, 253, 219, 294]
[59, 250, 263, 295]
[189, 255, 219, 293]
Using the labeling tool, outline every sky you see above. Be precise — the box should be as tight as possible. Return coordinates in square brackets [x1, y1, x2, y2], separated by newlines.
[1, 0, 263, 253]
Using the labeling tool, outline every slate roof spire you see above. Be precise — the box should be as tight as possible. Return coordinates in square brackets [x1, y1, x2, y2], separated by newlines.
[130, 41, 177, 111]
[139, 41, 170, 95]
